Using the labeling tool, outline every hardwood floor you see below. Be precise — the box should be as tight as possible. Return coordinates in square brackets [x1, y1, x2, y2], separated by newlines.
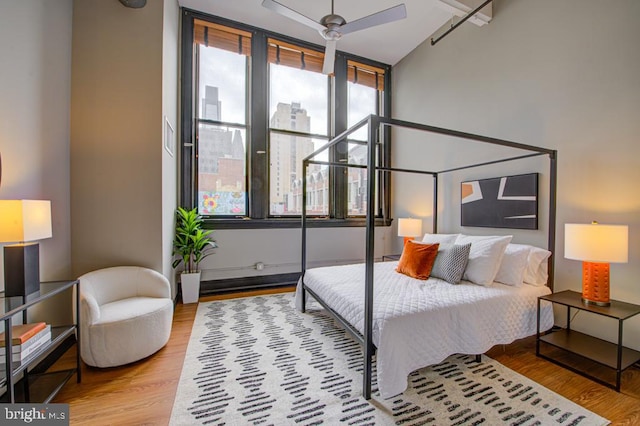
[50, 288, 640, 425]
[486, 340, 640, 425]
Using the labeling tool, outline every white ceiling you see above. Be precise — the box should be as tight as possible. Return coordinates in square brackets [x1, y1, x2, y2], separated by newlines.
[178, 0, 459, 66]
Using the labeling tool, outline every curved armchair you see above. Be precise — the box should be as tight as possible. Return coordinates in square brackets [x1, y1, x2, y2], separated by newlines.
[78, 266, 173, 368]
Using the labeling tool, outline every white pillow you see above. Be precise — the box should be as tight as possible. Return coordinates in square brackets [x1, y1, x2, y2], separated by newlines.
[455, 234, 513, 286]
[421, 233, 459, 245]
[509, 244, 552, 286]
[494, 244, 531, 287]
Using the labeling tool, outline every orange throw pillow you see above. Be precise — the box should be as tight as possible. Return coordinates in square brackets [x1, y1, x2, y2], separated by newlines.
[395, 241, 440, 280]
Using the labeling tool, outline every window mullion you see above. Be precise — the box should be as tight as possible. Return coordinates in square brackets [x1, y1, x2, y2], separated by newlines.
[250, 32, 269, 219]
[333, 53, 348, 220]
[180, 12, 195, 209]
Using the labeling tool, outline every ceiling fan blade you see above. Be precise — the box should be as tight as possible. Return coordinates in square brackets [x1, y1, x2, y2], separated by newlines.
[261, 0, 326, 32]
[322, 40, 337, 75]
[340, 4, 407, 35]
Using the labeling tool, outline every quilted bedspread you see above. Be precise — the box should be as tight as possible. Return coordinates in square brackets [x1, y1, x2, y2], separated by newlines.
[295, 261, 554, 398]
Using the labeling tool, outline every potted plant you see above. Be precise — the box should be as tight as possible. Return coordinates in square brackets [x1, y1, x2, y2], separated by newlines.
[172, 207, 217, 303]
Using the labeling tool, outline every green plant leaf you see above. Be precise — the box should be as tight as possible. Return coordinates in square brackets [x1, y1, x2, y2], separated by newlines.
[172, 206, 217, 273]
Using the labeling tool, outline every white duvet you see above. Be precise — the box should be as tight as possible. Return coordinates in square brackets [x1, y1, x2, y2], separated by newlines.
[295, 261, 554, 398]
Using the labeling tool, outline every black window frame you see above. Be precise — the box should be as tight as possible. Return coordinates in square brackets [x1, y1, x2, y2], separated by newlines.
[180, 8, 392, 229]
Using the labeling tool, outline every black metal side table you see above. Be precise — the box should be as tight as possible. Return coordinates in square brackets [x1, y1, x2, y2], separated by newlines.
[1, 280, 81, 403]
[536, 290, 640, 391]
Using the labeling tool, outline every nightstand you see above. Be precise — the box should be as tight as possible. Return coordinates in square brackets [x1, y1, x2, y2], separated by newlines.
[382, 254, 401, 261]
[536, 290, 640, 391]
[1, 280, 81, 403]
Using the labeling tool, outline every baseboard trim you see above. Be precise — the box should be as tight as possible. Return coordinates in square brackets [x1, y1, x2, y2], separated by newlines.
[200, 272, 300, 295]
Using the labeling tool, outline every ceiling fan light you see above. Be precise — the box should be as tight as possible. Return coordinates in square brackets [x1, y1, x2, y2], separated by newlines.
[322, 27, 342, 41]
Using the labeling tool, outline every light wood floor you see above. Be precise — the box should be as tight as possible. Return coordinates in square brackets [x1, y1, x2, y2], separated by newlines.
[51, 288, 640, 425]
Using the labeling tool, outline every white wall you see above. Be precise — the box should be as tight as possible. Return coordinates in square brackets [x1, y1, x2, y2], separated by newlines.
[0, 0, 73, 325]
[70, 0, 168, 278]
[202, 227, 392, 281]
[392, 0, 640, 348]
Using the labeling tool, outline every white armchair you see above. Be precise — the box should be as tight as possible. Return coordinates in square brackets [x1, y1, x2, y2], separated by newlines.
[77, 266, 173, 368]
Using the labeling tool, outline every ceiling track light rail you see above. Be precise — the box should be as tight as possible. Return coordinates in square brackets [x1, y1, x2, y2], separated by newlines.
[430, 0, 492, 46]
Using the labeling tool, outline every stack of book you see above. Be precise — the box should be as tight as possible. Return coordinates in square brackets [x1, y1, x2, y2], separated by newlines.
[0, 322, 52, 363]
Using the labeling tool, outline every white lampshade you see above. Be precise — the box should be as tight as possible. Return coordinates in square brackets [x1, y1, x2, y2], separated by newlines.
[0, 200, 52, 243]
[565, 222, 628, 263]
[397, 218, 422, 238]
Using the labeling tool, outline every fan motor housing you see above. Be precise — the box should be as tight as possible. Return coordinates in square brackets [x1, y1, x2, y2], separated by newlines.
[320, 14, 345, 40]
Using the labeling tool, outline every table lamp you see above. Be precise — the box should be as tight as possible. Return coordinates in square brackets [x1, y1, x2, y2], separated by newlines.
[0, 200, 52, 297]
[398, 218, 422, 246]
[565, 222, 628, 306]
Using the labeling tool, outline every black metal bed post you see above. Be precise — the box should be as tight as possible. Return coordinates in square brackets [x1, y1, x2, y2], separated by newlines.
[301, 159, 308, 312]
[547, 151, 558, 291]
[433, 174, 439, 233]
[363, 115, 378, 400]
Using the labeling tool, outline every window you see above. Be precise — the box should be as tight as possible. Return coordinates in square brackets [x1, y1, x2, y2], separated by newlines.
[193, 20, 250, 216]
[181, 11, 391, 228]
[268, 39, 329, 216]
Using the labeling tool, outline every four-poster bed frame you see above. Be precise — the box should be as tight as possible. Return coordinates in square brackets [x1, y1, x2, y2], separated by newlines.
[299, 115, 557, 399]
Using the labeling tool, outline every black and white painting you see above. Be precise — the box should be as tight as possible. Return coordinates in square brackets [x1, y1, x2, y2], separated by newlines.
[461, 173, 538, 229]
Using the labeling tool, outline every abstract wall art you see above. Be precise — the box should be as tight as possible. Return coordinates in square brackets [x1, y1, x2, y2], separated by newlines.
[461, 173, 538, 229]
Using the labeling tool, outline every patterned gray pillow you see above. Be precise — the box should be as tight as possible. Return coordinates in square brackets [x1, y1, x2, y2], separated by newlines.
[431, 243, 472, 284]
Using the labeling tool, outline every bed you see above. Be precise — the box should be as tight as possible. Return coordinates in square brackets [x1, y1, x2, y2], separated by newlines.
[299, 115, 558, 399]
[296, 259, 554, 398]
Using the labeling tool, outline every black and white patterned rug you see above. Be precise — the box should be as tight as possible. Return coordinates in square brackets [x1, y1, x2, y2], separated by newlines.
[170, 293, 609, 426]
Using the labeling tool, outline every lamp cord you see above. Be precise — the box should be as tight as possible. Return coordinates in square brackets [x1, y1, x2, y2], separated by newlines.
[569, 310, 580, 325]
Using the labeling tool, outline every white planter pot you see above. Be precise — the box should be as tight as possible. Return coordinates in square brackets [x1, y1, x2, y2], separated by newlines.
[181, 272, 201, 304]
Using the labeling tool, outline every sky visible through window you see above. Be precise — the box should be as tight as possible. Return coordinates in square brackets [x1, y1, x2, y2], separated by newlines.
[348, 81, 377, 141]
[200, 47, 377, 138]
[199, 47, 246, 125]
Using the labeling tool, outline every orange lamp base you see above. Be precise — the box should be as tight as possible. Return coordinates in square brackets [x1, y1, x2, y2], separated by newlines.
[581, 261, 610, 306]
[403, 237, 414, 246]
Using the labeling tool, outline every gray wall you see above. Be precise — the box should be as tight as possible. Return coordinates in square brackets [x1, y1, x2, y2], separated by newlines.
[0, 0, 73, 325]
[201, 228, 391, 282]
[71, 0, 179, 295]
[392, 0, 640, 348]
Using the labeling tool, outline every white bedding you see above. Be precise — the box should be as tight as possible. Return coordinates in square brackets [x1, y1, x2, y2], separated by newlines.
[295, 261, 554, 398]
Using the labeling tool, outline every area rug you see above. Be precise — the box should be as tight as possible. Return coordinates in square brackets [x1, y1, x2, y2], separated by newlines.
[170, 293, 609, 426]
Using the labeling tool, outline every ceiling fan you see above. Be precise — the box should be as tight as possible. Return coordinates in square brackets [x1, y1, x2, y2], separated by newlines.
[262, 0, 407, 75]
